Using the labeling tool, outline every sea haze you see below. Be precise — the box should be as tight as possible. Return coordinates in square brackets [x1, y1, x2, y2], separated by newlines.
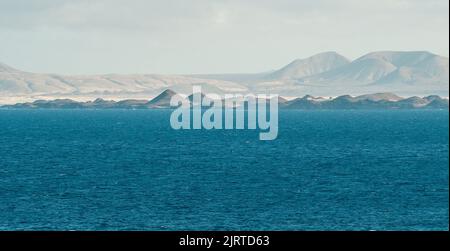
[0, 110, 448, 230]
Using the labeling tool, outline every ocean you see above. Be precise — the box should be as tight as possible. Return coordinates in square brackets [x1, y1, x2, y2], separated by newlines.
[0, 109, 448, 230]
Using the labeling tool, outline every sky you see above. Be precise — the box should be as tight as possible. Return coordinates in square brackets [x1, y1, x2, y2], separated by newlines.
[0, 0, 448, 75]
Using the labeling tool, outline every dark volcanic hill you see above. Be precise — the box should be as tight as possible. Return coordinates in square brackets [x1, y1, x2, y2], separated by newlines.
[2, 90, 448, 110]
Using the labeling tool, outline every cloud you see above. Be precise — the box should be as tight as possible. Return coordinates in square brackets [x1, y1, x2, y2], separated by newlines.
[1, 0, 446, 32]
[0, 0, 448, 74]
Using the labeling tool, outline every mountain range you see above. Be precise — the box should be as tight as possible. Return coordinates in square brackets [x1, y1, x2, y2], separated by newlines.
[0, 51, 448, 104]
[3, 89, 448, 110]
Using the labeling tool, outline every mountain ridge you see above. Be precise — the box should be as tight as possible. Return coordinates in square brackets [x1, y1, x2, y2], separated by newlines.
[2, 89, 448, 110]
[1, 51, 448, 103]
[267, 51, 351, 80]
[301, 51, 448, 86]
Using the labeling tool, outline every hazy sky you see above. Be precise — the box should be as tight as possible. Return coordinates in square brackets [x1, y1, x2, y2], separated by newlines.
[0, 0, 448, 74]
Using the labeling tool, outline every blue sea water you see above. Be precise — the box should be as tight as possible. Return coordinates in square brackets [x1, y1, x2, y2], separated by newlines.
[0, 109, 448, 230]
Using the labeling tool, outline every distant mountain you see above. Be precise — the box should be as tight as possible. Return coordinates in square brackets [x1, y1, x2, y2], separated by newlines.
[1, 51, 448, 104]
[282, 95, 323, 109]
[299, 51, 449, 96]
[424, 96, 450, 109]
[0, 62, 19, 73]
[283, 93, 448, 110]
[0, 65, 249, 101]
[2, 90, 448, 110]
[353, 93, 403, 102]
[252, 51, 448, 97]
[268, 52, 350, 80]
[147, 89, 180, 108]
